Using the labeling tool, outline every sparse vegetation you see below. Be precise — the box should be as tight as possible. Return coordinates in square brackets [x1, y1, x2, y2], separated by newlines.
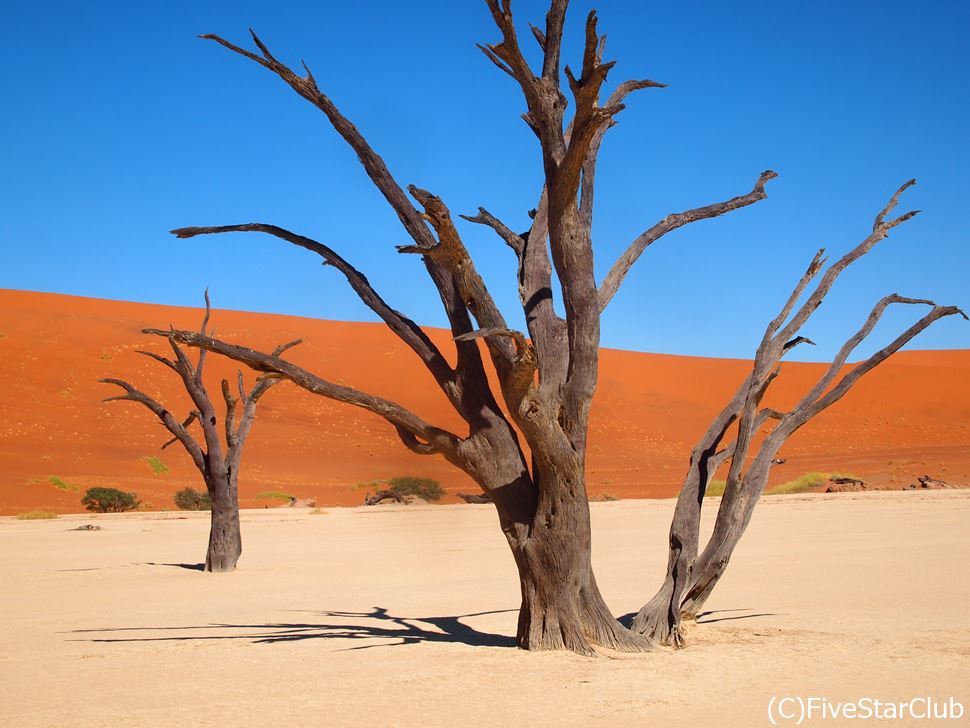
[16, 510, 58, 520]
[145, 456, 170, 475]
[589, 492, 620, 502]
[356, 477, 445, 503]
[174, 487, 211, 511]
[255, 491, 294, 502]
[705, 480, 727, 497]
[81, 487, 140, 513]
[48, 476, 79, 492]
[386, 476, 444, 502]
[768, 472, 829, 495]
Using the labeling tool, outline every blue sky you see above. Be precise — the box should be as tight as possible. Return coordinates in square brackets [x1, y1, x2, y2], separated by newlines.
[3, 1, 968, 360]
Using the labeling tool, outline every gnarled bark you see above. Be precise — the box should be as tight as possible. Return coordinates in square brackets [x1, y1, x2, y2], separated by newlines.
[158, 1, 961, 652]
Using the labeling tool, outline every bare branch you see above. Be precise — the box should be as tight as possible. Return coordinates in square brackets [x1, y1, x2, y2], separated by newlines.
[873, 178, 916, 231]
[773, 181, 922, 347]
[171, 224, 457, 399]
[197, 31, 503, 415]
[406, 186, 517, 372]
[200, 32, 436, 251]
[459, 208, 524, 256]
[161, 412, 198, 450]
[143, 327, 463, 458]
[134, 349, 178, 372]
[221, 378, 238, 448]
[271, 339, 303, 357]
[790, 298, 964, 424]
[195, 290, 211, 382]
[99, 378, 206, 473]
[599, 170, 778, 311]
[395, 426, 438, 455]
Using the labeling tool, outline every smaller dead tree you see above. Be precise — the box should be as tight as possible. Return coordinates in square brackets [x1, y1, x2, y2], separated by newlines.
[633, 181, 966, 645]
[100, 293, 293, 572]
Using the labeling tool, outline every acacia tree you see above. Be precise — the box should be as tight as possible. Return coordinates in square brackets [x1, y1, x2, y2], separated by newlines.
[631, 187, 967, 645]
[154, 1, 962, 652]
[101, 293, 292, 572]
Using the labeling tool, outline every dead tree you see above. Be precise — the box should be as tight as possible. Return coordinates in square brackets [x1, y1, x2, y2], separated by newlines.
[458, 492, 492, 504]
[100, 293, 292, 572]
[364, 490, 405, 506]
[155, 2, 960, 653]
[631, 186, 966, 645]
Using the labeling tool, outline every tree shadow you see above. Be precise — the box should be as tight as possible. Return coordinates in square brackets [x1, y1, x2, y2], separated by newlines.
[616, 608, 778, 627]
[67, 606, 517, 650]
[141, 562, 205, 571]
[695, 610, 779, 624]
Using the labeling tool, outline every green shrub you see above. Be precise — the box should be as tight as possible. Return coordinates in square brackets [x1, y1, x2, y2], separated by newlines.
[255, 491, 294, 502]
[81, 487, 140, 513]
[145, 456, 170, 475]
[173, 487, 211, 511]
[16, 510, 58, 520]
[768, 472, 828, 495]
[704, 479, 727, 497]
[387, 477, 444, 502]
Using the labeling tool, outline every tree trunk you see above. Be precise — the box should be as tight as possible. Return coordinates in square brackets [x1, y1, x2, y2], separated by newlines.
[492, 464, 650, 655]
[631, 466, 710, 645]
[205, 471, 242, 573]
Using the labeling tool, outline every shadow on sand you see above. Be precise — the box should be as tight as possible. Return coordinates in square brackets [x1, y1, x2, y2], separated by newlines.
[142, 562, 205, 571]
[617, 607, 779, 628]
[67, 606, 517, 650]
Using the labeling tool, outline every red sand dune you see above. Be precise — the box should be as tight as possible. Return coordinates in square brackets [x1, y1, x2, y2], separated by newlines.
[1, 288, 967, 515]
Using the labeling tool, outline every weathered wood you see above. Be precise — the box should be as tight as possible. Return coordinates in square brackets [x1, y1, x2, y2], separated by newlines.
[101, 293, 282, 573]
[162, 2, 962, 653]
[364, 490, 405, 506]
[457, 492, 491, 504]
[634, 183, 965, 645]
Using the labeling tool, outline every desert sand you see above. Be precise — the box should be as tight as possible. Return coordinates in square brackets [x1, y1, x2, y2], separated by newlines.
[1, 288, 968, 515]
[1, 491, 968, 727]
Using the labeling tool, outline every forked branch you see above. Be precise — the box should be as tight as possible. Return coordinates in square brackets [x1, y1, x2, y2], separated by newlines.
[144, 327, 463, 459]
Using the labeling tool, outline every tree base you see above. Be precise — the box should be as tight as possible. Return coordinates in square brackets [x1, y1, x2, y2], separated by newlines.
[630, 581, 687, 648]
[518, 579, 653, 656]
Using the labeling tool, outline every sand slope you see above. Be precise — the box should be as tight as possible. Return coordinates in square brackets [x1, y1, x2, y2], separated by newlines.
[1, 288, 968, 514]
[0, 492, 967, 727]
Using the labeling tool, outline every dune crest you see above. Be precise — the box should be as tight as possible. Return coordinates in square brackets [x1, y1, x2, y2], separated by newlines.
[1, 288, 967, 514]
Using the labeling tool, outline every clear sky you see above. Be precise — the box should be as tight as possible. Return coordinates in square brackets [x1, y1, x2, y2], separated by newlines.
[3, 1, 968, 360]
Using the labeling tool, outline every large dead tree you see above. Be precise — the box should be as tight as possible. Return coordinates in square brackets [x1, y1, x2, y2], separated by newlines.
[101, 293, 291, 572]
[631, 184, 967, 645]
[154, 1, 961, 653]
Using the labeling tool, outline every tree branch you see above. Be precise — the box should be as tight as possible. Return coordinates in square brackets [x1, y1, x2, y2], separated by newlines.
[171, 223, 457, 399]
[99, 378, 207, 473]
[196, 31, 497, 424]
[599, 170, 778, 311]
[143, 327, 463, 458]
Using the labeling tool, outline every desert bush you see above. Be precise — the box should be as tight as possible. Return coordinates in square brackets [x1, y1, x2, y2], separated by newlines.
[81, 487, 140, 513]
[16, 510, 58, 520]
[386, 476, 444, 502]
[255, 491, 294, 502]
[174, 487, 211, 511]
[767, 472, 828, 495]
[589, 492, 620, 502]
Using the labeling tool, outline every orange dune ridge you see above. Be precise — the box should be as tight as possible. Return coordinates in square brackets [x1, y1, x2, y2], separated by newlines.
[1, 288, 967, 515]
